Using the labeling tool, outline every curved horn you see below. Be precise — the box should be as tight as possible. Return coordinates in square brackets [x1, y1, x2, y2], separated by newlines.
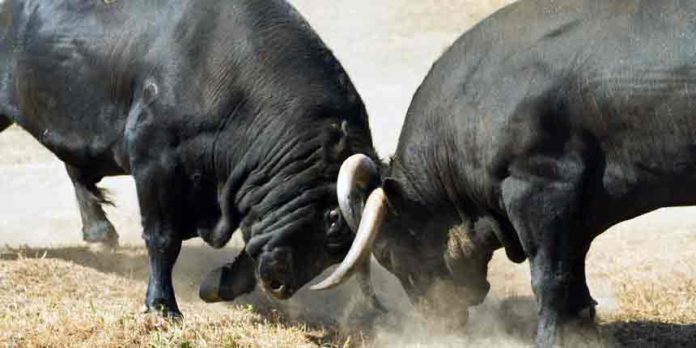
[336, 154, 380, 232]
[311, 188, 387, 291]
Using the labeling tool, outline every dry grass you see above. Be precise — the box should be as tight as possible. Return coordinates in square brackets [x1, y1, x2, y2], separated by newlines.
[0, 245, 693, 347]
[600, 275, 696, 347]
[1, 126, 695, 347]
[0, 248, 353, 348]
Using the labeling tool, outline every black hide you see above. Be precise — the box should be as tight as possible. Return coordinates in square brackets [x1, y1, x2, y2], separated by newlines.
[377, 0, 696, 346]
[0, 0, 376, 315]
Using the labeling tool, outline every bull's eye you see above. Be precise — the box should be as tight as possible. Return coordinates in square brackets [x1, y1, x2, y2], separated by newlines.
[328, 209, 339, 223]
[325, 209, 340, 232]
[325, 208, 348, 252]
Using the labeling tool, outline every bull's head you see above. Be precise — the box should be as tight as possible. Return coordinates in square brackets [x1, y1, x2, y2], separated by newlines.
[199, 122, 380, 302]
[311, 154, 499, 318]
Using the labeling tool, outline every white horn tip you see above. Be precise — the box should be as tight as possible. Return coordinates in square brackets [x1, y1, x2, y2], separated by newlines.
[309, 279, 339, 291]
[311, 188, 387, 292]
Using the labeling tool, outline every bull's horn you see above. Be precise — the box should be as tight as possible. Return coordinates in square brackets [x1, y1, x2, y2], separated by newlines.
[311, 188, 387, 291]
[336, 154, 380, 232]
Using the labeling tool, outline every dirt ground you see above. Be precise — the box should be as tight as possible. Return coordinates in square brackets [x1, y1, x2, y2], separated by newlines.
[1, 0, 695, 347]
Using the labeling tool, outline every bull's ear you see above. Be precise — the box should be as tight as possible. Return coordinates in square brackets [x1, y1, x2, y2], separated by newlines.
[322, 120, 350, 163]
[382, 178, 404, 212]
[382, 178, 402, 197]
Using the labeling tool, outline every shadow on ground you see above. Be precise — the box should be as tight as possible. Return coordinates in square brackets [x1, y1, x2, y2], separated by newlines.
[0, 245, 380, 344]
[0, 245, 226, 301]
[1, 246, 694, 347]
[604, 321, 696, 348]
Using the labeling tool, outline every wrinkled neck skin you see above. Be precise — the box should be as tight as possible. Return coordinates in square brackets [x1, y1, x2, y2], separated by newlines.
[201, 100, 377, 292]
[184, 19, 378, 295]
[226, 120, 341, 251]
[178, 0, 377, 294]
[236, 117, 355, 228]
[374, 155, 504, 309]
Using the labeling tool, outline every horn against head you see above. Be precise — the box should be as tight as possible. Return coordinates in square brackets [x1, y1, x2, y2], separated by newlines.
[311, 188, 387, 291]
[336, 154, 380, 232]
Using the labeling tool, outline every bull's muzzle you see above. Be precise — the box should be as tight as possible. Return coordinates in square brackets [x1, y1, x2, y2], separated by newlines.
[258, 247, 296, 299]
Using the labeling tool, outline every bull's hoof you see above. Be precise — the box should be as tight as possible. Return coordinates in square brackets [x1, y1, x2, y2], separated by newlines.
[141, 302, 183, 320]
[83, 221, 120, 250]
[200, 267, 224, 303]
[200, 253, 257, 303]
[578, 304, 596, 322]
[199, 264, 256, 303]
[569, 298, 598, 324]
[88, 236, 120, 253]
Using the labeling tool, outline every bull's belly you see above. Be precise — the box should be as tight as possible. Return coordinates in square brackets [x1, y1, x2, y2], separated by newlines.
[591, 159, 696, 230]
[2, 67, 124, 174]
[13, 108, 129, 176]
[10, 63, 131, 174]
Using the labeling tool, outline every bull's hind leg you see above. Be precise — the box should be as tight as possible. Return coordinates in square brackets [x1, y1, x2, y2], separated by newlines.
[501, 152, 593, 347]
[65, 164, 119, 249]
[567, 246, 597, 321]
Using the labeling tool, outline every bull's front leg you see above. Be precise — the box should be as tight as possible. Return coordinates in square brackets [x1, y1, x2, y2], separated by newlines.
[132, 160, 187, 318]
[126, 88, 191, 317]
[144, 229, 182, 316]
[501, 154, 593, 347]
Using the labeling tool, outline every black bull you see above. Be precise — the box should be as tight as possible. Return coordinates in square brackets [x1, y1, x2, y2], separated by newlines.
[314, 0, 696, 346]
[0, 0, 381, 316]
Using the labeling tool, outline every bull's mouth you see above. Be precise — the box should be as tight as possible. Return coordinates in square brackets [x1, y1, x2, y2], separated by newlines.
[262, 279, 295, 299]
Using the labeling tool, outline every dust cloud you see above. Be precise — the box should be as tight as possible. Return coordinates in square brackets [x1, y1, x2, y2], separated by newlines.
[224, 255, 539, 348]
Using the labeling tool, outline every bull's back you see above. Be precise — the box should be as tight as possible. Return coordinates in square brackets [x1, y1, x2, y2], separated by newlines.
[398, 0, 696, 219]
[1, 0, 173, 171]
[2, 0, 361, 174]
